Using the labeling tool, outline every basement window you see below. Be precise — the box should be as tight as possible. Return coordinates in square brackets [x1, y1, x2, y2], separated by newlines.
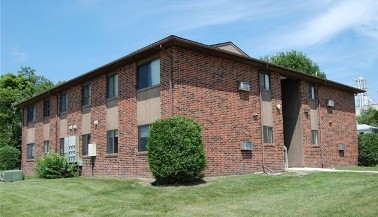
[311, 130, 318, 145]
[138, 59, 160, 90]
[263, 126, 273, 144]
[107, 130, 118, 154]
[138, 125, 150, 152]
[27, 143, 35, 159]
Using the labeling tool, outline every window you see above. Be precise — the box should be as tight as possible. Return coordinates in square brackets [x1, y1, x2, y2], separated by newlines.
[311, 130, 318, 145]
[260, 73, 270, 91]
[82, 84, 91, 106]
[44, 140, 50, 154]
[82, 134, 91, 155]
[60, 138, 65, 155]
[107, 130, 118, 154]
[309, 84, 316, 100]
[263, 126, 273, 144]
[43, 100, 50, 118]
[107, 74, 118, 99]
[26, 105, 35, 123]
[27, 143, 35, 159]
[138, 59, 160, 89]
[60, 92, 68, 113]
[138, 125, 150, 152]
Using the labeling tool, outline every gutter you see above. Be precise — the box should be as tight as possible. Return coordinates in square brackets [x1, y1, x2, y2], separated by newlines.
[13, 35, 365, 109]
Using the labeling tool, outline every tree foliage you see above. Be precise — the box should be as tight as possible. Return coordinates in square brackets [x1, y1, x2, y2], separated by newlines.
[261, 50, 326, 78]
[147, 116, 207, 184]
[35, 152, 78, 179]
[0, 145, 21, 170]
[358, 133, 378, 166]
[0, 67, 54, 148]
[357, 108, 378, 127]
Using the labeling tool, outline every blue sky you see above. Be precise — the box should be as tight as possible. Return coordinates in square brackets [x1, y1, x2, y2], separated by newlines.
[1, 0, 378, 101]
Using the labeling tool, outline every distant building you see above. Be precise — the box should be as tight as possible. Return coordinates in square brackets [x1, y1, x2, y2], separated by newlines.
[357, 124, 378, 134]
[15, 36, 363, 177]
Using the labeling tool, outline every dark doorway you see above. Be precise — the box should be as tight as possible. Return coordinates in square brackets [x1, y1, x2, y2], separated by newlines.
[281, 79, 303, 167]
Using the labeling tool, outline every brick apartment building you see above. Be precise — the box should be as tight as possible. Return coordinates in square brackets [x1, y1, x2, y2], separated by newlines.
[15, 36, 362, 177]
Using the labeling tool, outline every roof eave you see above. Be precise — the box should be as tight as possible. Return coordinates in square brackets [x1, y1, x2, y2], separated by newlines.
[14, 35, 364, 108]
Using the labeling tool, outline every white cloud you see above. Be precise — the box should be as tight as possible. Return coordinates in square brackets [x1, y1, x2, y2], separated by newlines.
[158, 0, 270, 32]
[268, 0, 378, 50]
[10, 49, 28, 62]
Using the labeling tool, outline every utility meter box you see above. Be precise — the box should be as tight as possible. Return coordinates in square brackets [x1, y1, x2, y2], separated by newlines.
[88, 144, 97, 156]
[0, 170, 24, 183]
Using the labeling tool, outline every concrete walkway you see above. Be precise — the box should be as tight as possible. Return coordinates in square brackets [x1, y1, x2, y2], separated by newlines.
[286, 167, 378, 174]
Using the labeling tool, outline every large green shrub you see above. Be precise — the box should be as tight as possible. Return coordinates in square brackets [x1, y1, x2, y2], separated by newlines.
[0, 145, 21, 170]
[358, 133, 378, 166]
[35, 152, 78, 179]
[148, 116, 207, 184]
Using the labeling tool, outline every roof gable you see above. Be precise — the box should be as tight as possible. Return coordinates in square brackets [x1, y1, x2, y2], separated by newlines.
[211, 42, 249, 57]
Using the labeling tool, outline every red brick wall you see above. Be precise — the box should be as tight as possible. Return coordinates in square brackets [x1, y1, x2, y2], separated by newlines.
[21, 45, 358, 177]
[301, 82, 358, 167]
[164, 47, 285, 175]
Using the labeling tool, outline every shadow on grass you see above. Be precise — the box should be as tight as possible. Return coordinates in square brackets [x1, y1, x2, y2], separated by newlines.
[150, 178, 207, 187]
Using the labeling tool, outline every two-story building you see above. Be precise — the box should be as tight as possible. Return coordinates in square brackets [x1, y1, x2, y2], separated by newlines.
[15, 36, 362, 177]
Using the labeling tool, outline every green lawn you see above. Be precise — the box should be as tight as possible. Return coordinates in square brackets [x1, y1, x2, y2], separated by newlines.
[336, 165, 378, 171]
[1, 172, 377, 217]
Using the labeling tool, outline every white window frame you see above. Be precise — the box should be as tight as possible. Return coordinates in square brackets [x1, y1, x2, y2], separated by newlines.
[263, 126, 273, 144]
[60, 92, 68, 113]
[138, 125, 150, 152]
[106, 74, 118, 99]
[260, 73, 270, 91]
[82, 134, 91, 155]
[309, 84, 316, 100]
[27, 143, 35, 159]
[137, 59, 160, 90]
[107, 130, 118, 154]
[82, 84, 91, 106]
[311, 130, 318, 145]
[43, 140, 50, 154]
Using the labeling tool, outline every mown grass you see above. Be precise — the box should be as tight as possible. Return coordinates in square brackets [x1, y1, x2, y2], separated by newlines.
[336, 165, 378, 171]
[1, 172, 377, 217]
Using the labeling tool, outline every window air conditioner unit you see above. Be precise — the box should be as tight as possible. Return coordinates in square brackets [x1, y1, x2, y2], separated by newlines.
[338, 144, 346, 151]
[327, 99, 335, 107]
[88, 144, 97, 156]
[240, 140, 252, 150]
[238, 81, 250, 92]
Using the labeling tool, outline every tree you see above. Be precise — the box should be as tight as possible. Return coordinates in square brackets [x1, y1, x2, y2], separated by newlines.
[357, 108, 378, 127]
[261, 50, 326, 78]
[358, 133, 378, 166]
[0, 146, 21, 170]
[0, 67, 54, 149]
[147, 116, 207, 184]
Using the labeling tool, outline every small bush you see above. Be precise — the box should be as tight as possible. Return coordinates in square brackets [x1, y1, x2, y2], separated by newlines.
[35, 152, 78, 179]
[148, 116, 207, 184]
[0, 145, 21, 170]
[358, 133, 378, 166]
